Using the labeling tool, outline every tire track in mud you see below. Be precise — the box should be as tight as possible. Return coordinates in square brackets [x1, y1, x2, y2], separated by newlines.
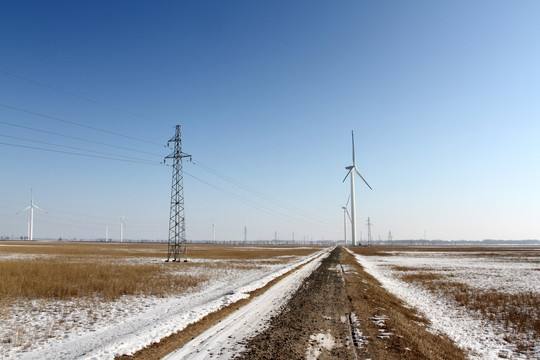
[236, 247, 357, 360]
[236, 247, 467, 360]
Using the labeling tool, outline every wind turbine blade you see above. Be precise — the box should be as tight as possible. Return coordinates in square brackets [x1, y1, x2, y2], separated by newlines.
[33, 204, 48, 213]
[351, 131, 356, 166]
[355, 168, 372, 190]
[17, 205, 31, 214]
[345, 194, 351, 207]
[342, 168, 352, 183]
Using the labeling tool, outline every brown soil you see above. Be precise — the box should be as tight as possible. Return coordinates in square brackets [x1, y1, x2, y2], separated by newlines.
[235, 247, 467, 360]
[235, 245, 356, 359]
[118, 247, 468, 359]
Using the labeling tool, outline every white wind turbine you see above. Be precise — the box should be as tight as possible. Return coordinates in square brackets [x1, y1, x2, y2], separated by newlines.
[343, 131, 372, 246]
[341, 195, 351, 245]
[17, 189, 47, 241]
[120, 216, 126, 243]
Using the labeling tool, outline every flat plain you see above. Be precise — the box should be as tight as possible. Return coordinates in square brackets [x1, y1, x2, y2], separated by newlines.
[1, 242, 538, 359]
[350, 246, 540, 359]
[0, 241, 321, 358]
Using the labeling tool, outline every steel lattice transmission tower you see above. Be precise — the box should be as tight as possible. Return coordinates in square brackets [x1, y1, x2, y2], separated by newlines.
[164, 125, 191, 262]
[366, 217, 372, 246]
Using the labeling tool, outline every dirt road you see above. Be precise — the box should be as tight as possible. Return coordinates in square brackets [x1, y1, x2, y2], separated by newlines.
[236, 247, 466, 360]
[120, 247, 467, 359]
[236, 246, 355, 359]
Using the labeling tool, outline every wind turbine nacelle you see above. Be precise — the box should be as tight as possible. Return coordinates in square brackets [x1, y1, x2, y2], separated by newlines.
[345, 166, 353, 170]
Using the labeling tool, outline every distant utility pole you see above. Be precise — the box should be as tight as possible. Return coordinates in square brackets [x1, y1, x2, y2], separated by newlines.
[388, 231, 393, 246]
[165, 125, 191, 262]
[366, 217, 372, 246]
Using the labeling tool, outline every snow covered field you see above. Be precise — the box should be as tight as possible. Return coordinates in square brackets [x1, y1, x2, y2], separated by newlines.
[0, 244, 325, 359]
[351, 247, 540, 359]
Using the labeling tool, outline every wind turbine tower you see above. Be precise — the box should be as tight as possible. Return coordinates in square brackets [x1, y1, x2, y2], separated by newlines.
[120, 217, 125, 243]
[17, 189, 47, 241]
[343, 131, 372, 246]
[341, 196, 351, 245]
[165, 125, 192, 262]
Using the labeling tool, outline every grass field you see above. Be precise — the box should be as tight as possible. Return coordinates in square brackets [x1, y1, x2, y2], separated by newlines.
[0, 241, 320, 355]
[0, 241, 318, 300]
[351, 246, 540, 357]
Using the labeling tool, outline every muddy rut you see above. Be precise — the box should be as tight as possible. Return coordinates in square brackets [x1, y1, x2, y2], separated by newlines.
[236, 246, 355, 359]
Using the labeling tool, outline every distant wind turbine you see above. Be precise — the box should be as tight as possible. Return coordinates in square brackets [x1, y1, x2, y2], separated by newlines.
[120, 216, 126, 242]
[341, 195, 351, 245]
[343, 131, 372, 246]
[17, 189, 47, 241]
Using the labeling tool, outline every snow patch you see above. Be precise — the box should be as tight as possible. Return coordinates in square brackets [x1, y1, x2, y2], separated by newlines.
[349, 312, 369, 349]
[306, 332, 337, 360]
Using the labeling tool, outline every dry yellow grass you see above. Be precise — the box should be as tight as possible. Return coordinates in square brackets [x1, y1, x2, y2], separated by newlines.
[0, 241, 320, 302]
[0, 241, 320, 355]
[0, 241, 320, 259]
[181, 244, 321, 259]
[0, 241, 172, 258]
[395, 269, 539, 354]
[0, 259, 203, 301]
[353, 245, 540, 259]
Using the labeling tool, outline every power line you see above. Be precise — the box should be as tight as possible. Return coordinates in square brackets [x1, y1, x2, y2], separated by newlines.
[184, 132, 264, 181]
[0, 142, 164, 165]
[2, 137, 336, 231]
[0, 134, 162, 163]
[0, 103, 164, 146]
[0, 120, 165, 156]
[0, 68, 172, 127]
[185, 171, 338, 232]
[192, 160, 337, 227]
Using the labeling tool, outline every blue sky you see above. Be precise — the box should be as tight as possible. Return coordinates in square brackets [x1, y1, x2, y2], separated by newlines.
[1, 1, 539, 241]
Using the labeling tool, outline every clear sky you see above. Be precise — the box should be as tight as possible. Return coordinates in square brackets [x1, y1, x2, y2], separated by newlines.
[1, 1, 539, 242]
